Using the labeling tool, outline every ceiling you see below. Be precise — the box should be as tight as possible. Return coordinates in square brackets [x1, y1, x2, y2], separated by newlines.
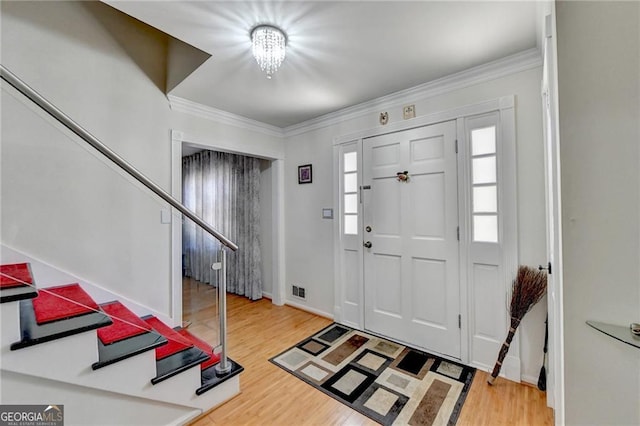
[105, 1, 540, 129]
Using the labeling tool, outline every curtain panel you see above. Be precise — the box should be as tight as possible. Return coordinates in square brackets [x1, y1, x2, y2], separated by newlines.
[182, 150, 263, 300]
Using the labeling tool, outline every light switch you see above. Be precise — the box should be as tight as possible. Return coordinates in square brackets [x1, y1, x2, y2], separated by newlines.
[161, 209, 172, 224]
[322, 208, 333, 219]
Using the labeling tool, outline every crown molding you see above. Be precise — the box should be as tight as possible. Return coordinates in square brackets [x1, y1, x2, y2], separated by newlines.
[283, 47, 542, 137]
[168, 95, 285, 138]
[168, 48, 541, 140]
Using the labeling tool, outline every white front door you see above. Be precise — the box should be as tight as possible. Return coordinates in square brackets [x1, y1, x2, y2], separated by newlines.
[362, 121, 461, 358]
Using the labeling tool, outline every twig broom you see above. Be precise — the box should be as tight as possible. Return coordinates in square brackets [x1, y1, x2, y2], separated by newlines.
[487, 265, 547, 385]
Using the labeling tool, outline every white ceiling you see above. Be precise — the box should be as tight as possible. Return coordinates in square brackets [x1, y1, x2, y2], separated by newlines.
[105, 1, 540, 129]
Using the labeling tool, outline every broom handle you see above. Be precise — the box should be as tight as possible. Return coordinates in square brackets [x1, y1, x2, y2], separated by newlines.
[488, 318, 521, 385]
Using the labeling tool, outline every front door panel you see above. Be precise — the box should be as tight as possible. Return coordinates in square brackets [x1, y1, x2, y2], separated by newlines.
[363, 121, 461, 359]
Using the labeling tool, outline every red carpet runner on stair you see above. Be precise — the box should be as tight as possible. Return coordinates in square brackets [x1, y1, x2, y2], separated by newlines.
[0, 263, 33, 288]
[31, 283, 99, 324]
[144, 316, 194, 360]
[178, 328, 220, 370]
[98, 301, 153, 345]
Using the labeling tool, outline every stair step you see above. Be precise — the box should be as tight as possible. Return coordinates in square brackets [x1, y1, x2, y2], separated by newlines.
[92, 331, 167, 370]
[143, 316, 193, 360]
[11, 299, 112, 350]
[196, 358, 244, 396]
[0, 263, 34, 288]
[0, 284, 38, 304]
[0, 263, 37, 303]
[31, 283, 99, 324]
[97, 301, 153, 345]
[176, 327, 220, 370]
[152, 347, 210, 385]
[142, 315, 210, 385]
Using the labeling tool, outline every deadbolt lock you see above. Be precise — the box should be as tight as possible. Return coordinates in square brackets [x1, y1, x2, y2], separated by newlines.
[365, 226, 372, 232]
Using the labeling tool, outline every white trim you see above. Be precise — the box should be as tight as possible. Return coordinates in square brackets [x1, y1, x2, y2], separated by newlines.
[332, 96, 521, 380]
[521, 374, 540, 386]
[542, 7, 565, 423]
[501, 100, 521, 381]
[456, 117, 471, 366]
[168, 95, 285, 138]
[167, 410, 202, 426]
[170, 130, 184, 327]
[333, 98, 506, 145]
[285, 299, 334, 320]
[170, 130, 286, 315]
[286, 48, 541, 137]
[333, 144, 343, 324]
[271, 159, 286, 306]
[177, 131, 284, 161]
[167, 49, 541, 140]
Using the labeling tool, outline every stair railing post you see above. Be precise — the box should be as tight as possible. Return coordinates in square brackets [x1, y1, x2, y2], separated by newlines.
[214, 248, 232, 376]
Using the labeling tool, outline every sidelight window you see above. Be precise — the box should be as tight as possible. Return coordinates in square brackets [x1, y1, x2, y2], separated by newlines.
[343, 151, 358, 235]
[470, 125, 498, 243]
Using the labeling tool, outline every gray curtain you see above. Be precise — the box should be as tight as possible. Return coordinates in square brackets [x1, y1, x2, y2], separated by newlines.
[182, 150, 262, 300]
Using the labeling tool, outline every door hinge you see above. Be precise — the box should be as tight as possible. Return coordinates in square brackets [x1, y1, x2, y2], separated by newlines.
[458, 314, 462, 329]
[359, 185, 371, 204]
[457, 226, 460, 241]
[455, 139, 458, 154]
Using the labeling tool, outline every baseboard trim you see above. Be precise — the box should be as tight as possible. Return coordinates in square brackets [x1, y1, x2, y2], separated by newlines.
[521, 374, 540, 387]
[168, 409, 202, 426]
[284, 300, 334, 320]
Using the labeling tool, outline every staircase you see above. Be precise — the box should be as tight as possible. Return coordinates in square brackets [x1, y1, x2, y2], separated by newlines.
[0, 256, 243, 425]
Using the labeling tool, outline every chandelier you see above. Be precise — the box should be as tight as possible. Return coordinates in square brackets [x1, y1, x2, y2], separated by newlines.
[250, 25, 287, 79]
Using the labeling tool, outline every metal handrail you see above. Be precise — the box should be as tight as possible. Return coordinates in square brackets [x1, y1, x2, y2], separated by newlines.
[0, 65, 238, 252]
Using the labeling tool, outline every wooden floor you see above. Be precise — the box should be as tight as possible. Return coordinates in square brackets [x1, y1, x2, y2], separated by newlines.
[184, 279, 553, 426]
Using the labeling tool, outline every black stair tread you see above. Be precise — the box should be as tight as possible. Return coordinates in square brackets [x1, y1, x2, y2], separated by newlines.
[92, 331, 168, 370]
[10, 299, 112, 350]
[151, 346, 210, 385]
[1, 285, 38, 304]
[196, 358, 244, 396]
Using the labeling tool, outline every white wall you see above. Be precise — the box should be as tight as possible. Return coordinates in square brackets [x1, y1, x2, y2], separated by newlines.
[1, 1, 174, 315]
[1, 1, 283, 322]
[1, 370, 199, 426]
[284, 66, 549, 382]
[556, 2, 640, 424]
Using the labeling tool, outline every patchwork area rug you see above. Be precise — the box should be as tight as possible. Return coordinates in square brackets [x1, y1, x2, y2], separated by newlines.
[270, 323, 475, 426]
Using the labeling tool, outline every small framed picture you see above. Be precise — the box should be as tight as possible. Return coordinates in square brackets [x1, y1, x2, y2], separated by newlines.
[298, 164, 312, 184]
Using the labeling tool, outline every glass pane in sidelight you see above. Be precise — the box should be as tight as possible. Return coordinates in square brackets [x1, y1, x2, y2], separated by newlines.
[472, 156, 496, 184]
[473, 185, 497, 213]
[344, 194, 358, 214]
[344, 172, 357, 193]
[471, 126, 496, 156]
[344, 214, 358, 235]
[344, 152, 357, 173]
[473, 215, 498, 243]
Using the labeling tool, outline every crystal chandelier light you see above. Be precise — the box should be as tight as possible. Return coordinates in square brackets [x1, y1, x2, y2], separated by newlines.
[250, 25, 287, 79]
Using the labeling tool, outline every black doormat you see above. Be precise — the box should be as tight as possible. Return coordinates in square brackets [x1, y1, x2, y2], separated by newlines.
[270, 323, 475, 425]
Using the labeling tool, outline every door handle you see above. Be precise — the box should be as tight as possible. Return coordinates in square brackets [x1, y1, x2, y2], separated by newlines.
[363, 241, 372, 248]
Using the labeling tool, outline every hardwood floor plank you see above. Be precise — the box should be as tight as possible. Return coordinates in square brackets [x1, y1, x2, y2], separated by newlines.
[183, 279, 552, 425]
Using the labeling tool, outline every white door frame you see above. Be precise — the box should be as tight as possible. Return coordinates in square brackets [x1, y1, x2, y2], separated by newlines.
[541, 9, 566, 423]
[333, 96, 519, 379]
[169, 130, 286, 327]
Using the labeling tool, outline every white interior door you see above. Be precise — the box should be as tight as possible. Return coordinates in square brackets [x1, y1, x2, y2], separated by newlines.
[362, 121, 461, 358]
